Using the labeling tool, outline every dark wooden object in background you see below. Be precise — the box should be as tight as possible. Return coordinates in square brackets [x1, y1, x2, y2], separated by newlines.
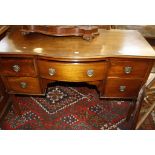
[21, 25, 101, 41]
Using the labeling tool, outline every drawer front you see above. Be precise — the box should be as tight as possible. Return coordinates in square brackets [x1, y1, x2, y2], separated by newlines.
[38, 60, 107, 82]
[108, 60, 152, 78]
[104, 78, 143, 98]
[6, 77, 42, 94]
[0, 58, 37, 76]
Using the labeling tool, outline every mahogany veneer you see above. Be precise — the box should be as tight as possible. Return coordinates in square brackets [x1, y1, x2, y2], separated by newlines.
[6, 77, 42, 94]
[108, 59, 153, 78]
[0, 26, 155, 127]
[104, 78, 143, 98]
[38, 60, 107, 82]
[0, 57, 37, 77]
[21, 25, 100, 41]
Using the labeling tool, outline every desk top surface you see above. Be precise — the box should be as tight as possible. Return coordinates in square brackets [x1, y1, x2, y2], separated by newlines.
[0, 26, 9, 35]
[0, 26, 155, 61]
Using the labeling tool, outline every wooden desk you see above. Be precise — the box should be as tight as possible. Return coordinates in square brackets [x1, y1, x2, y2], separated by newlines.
[0, 26, 155, 120]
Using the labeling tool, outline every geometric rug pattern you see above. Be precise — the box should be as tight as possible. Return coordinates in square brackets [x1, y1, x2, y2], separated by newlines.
[0, 83, 155, 130]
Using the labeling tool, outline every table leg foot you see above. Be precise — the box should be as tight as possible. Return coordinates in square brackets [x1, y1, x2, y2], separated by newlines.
[10, 94, 22, 115]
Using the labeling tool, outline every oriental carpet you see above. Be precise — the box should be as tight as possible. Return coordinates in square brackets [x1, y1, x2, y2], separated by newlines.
[0, 83, 155, 130]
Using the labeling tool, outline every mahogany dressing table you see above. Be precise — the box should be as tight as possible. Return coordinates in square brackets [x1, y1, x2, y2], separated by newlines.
[0, 26, 155, 123]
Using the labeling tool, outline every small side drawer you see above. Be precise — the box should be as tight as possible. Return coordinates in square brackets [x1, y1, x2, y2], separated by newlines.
[6, 77, 42, 94]
[108, 60, 152, 78]
[38, 60, 107, 82]
[0, 58, 37, 77]
[104, 78, 143, 98]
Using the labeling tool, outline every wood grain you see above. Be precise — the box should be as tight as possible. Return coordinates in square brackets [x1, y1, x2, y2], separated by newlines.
[0, 26, 155, 61]
[6, 77, 42, 94]
[104, 78, 143, 98]
[38, 60, 108, 82]
[0, 57, 37, 77]
[21, 25, 99, 41]
[0, 26, 154, 128]
[108, 58, 153, 78]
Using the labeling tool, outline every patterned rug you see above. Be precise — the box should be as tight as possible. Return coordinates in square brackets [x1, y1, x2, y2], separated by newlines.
[0, 83, 155, 130]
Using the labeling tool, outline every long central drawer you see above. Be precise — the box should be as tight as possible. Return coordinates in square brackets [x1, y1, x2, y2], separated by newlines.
[38, 60, 107, 82]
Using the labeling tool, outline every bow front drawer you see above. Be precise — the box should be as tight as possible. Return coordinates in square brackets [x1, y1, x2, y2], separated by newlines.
[38, 60, 107, 82]
[0, 58, 37, 77]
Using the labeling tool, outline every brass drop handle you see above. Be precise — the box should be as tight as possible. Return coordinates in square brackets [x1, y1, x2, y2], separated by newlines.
[124, 66, 132, 74]
[119, 85, 126, 92]
[12, 64, 20, 72]
[20, 82, 27, 89]
[49, 68, 56, 76]
[87, 69, 94, 77]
